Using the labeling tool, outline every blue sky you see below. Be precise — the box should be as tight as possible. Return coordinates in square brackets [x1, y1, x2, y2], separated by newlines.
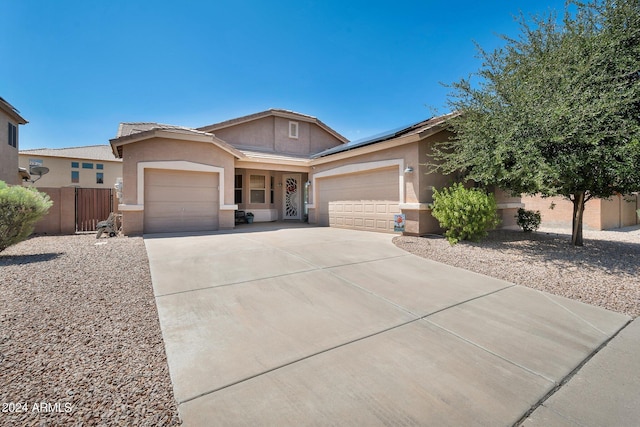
[3, 1, 567, 150]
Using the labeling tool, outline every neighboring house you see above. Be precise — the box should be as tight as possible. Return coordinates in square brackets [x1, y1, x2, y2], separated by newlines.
[522, 194, 639, 230]
[109, 109, 521, 235]
[0, 96, 29, 184]
[19, 145, 122, 188]
[17, 145, 123, 235]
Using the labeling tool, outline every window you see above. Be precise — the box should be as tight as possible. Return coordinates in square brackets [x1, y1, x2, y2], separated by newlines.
[7, 123, 17, 148]
[96, 164, 104, 170]
[82, 162, 93, 169]
[71, 171, 79, 183]
[96, 172, 104, 184]
[71, 161, 79, 168]
[289, 121, 299, 139]
[234, 174, 243, 204]
[250, 175, 266, 203]
[270, 176, 274, 204]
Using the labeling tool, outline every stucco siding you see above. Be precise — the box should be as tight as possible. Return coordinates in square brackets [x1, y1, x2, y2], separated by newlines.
[209, 116, 343, 157]
[0, 111, 20, 185]
[119, 137, 236, 234]
[309, 124, 345, 155]
[18, 155, 122, 189]
[522, 195, 602, 230]
[212, 116, 275, 151]
[121, 137, 235, 208]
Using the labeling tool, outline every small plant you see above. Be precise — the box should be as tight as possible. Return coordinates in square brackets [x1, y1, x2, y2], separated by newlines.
[516, 208, 541, 232]
[0, 181, 52, 253]
[430, 183, 500, 245]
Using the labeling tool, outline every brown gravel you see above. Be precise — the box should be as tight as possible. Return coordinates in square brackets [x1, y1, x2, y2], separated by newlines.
[394, 226, 640, 319]
[0, 234, 181, 426]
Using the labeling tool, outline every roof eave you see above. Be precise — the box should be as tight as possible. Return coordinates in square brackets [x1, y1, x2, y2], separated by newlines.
[109, 128, 245, 159]
[0, 101, 28, 124]
[310, 133, 421, 166]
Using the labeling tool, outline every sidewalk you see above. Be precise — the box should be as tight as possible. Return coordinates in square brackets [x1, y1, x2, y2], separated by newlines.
[522, 317, 640, 426]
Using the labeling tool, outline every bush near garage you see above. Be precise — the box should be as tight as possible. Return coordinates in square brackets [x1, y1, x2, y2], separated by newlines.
[430, 183, 500, 245]
[0, 180, 52, 253]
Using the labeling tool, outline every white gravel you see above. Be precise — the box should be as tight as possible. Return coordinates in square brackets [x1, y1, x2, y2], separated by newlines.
[0, 234, 180, 426]
[394, 225, 640, 319]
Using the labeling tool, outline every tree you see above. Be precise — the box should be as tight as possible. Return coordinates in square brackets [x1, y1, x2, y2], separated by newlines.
[0, 181, 52, 253]
[431, 0, 640, 246]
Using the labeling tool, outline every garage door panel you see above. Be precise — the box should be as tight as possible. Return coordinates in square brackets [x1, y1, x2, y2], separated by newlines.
[145, 217, 217, 233]
[318, 168, 398, 201]
[316, 167, 399, 230]
[145, 202, 218, 217]
[144, 169, 220, 234]
[145, 186, 218, 202]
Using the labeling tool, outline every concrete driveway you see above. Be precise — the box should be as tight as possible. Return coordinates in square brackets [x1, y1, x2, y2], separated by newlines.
[144, 225, 629, 426]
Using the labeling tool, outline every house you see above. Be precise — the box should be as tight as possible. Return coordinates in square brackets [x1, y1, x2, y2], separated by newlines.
[109, 109, 521, 235]
[18, 145, 123, 235]
[0, 96, 29, 184]
[19, 145, 122, 188]
[522, 194, 639, 230]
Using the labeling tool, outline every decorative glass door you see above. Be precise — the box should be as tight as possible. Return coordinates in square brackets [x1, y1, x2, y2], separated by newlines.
[283, 174, 301, 220]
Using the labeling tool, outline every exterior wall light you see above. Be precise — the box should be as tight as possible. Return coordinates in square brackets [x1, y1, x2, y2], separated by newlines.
[404, 166, 414, 173]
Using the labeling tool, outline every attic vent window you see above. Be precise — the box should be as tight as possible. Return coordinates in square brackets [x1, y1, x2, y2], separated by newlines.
[289, 121, 299, 139]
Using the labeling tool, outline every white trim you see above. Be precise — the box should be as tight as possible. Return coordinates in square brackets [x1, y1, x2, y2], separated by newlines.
[308, 159, 405, 209]
[399, 203, 431, 211]
[118, 204, 144, 211]
[136, 161, 234, 209]
[289, 121, 299, 139]
[497, 202, 525, 209]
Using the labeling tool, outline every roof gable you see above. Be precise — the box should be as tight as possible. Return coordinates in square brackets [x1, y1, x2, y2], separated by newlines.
[0, 96, 27, 124]
[110, 123, 245, 159]
[197, 109, 349, 143]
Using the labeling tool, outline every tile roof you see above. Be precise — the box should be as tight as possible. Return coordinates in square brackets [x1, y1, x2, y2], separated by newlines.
[116, 122, 212, 138]
[20, 145, 122, 162]
[110, 123, 245, 159]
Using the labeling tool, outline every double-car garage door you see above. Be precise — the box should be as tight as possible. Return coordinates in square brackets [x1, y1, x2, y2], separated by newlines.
[144, 169, 219, 234]
[316, 167, 399, 230]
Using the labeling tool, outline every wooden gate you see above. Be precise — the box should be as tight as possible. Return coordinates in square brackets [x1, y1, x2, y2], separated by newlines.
[75, 188, 113, 232]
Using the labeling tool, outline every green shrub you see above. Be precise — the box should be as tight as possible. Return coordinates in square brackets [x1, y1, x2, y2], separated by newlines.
[430, 183, 500, 245]
[0, 181, 52, 253]
[516, 208, 541, 232]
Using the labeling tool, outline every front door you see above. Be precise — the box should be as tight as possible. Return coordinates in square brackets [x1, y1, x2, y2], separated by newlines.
[283, 174, 302, 220]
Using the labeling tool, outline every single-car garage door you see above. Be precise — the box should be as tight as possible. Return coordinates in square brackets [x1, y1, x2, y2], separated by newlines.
[144, 169, 219, 233]
[316, 167, 399, 229]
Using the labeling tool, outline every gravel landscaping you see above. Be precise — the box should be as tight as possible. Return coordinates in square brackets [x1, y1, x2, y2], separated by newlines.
[0, 234, 180, 426]
[394, 226, 640, 319]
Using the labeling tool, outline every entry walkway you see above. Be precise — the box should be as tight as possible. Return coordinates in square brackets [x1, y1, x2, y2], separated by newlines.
[144, 226, 631, 426]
